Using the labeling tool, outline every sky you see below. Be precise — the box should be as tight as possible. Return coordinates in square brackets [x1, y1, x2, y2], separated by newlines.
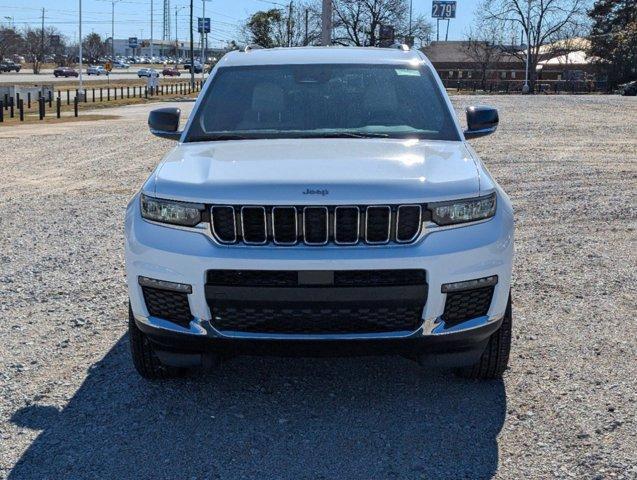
[1, 0, 481, 48]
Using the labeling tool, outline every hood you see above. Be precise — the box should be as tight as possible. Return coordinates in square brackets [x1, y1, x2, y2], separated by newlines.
[148, 138, 481, 204]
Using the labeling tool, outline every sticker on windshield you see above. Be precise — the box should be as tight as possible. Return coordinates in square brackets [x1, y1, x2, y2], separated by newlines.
[395, 69, 421, 76]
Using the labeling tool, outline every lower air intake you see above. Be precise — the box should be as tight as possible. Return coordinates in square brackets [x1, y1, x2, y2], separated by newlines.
[442, 286, 494, 327]
[142, 286, 193, 326]
[212, 304, 423, 334]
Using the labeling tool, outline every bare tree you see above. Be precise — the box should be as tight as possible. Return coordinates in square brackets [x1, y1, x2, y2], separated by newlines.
[21, 27, 66, 73]
[464, 21, 506, 88]
[332, 0, 432, 47]
[0, 27, 22, 63]
[478, 0, 588, 87]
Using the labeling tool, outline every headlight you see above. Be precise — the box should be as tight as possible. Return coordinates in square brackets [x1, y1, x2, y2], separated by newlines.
[140, 194, 203, 226]
[429, 193, 496, 226]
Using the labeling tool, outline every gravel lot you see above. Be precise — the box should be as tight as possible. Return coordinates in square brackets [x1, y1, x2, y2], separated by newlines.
[0, 95, 635, 480]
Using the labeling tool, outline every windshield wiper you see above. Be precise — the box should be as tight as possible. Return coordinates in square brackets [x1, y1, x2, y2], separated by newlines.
[203, 134, 254, 141]
[314, 132, 390, 139]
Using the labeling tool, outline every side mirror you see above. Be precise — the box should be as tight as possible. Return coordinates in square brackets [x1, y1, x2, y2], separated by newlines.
[148, 107, 182, 140]
[464, 106, 499, 139]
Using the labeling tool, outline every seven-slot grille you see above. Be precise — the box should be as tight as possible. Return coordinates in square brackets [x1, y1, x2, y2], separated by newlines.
[210, 205, 424, 246]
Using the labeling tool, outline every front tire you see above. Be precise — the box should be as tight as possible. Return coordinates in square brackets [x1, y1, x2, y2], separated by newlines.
[455, 293, 512, 380]
[129, 305, 184, 380]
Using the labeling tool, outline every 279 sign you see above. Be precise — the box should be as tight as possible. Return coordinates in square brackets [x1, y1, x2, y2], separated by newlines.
[431, 1, 456, 19]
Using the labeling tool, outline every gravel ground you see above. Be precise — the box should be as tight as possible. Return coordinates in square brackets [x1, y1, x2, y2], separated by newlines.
[0, 95, 635, 480]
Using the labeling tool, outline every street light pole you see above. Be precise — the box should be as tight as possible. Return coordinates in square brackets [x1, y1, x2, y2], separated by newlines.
[111, 0, 121, 60]
[150, 0, 154, 60]
[189, 0, 194, 88]
[201, 0, 209, 81]
[78, 0, 84, 97]
[175, 5, 185, 58]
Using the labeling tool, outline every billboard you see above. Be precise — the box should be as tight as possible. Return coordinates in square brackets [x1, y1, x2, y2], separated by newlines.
[431, 1, 456, 19]
[128, 37, 138, 49]
[197, 17, 211, 34]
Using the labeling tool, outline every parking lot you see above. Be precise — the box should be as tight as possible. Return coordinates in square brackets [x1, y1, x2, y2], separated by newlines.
[0, 95, 635, 479]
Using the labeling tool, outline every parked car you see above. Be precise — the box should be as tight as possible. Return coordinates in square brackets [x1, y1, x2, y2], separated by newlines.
[183, 62, 203, 73]
[53, 66, 79, 78]
[161, 67, 181, 77]
[0, 61, 21, 73]
[128, 46, 514, 381]
[113, 61, 130, 69]
[87, 65, 108, 76]
[618, 80, 637, 96]
[137, 68, 153, 78]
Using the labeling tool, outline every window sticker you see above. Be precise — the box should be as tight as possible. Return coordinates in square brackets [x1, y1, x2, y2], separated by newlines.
[395, 69, 421, 76]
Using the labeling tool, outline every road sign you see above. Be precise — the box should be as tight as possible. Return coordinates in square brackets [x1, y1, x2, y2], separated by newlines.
[431, 1, 456, 19]
[128, 37, 138, 49]
[379, 25, 395, 47]
[197, 17, 211, 34]
[104, 61, 112, 72]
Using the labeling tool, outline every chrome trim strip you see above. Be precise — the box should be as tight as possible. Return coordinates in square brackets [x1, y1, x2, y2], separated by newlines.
[210, 206, 237, 244]
[428, 315, 495, 335]
[134, 314, 208, 336]
[138, 276, 193, 293]
[303, 206, 329, 245]
[334, 206, 360, 245]
[395, 205, 422, 243]
[240, 206, 268, 245]
[212, 328, 425, 341]
[364, 206, 391, 244]
[272, 206, 298, 245]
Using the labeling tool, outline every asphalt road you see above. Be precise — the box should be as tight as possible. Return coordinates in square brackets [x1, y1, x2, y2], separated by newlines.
[0, 68, 194, 85]
[0, 95, 635, 480]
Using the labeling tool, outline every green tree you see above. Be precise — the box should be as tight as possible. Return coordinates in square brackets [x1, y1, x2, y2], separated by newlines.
[588, 0, 637, 85]
[246, 9, 285, 47]
[82, 33, 107, 63]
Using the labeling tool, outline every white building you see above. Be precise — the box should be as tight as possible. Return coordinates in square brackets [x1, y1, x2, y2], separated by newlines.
[110, 38, 224, 59]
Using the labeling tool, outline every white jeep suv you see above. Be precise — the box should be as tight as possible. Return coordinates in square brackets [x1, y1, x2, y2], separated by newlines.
[125, 46, 514, 380]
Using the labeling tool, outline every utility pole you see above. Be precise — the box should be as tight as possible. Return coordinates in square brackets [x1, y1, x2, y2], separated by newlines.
[287, 1, 293, 47]
[523, 0, 531, 93]
[409, 0, 412, 36]
[189, 0, 194, 88]
[304, 9, 309, 46]
[321, 0, 331, 46]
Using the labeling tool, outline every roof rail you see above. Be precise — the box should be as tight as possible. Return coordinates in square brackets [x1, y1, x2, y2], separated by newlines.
[389, 43, 410, 51]
[244, 44, 263, 52]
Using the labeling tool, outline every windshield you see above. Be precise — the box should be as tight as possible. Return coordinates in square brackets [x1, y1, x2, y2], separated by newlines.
[185, 63, 460, 142]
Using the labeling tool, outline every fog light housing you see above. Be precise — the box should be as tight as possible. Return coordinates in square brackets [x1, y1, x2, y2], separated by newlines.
[441, 275, 498, 293]
[138, 276, 192, 294]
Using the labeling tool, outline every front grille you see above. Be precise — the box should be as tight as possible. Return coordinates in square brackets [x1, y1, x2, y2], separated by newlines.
[442, 286, 494, 326]
[142, 286, 193, 325]
[207, 269, 427, 287]
[211, 305, 423, 334]
[209, 204, 425, 246]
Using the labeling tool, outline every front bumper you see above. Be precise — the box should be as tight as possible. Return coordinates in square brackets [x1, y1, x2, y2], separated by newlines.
[125, 191, 514, 361]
